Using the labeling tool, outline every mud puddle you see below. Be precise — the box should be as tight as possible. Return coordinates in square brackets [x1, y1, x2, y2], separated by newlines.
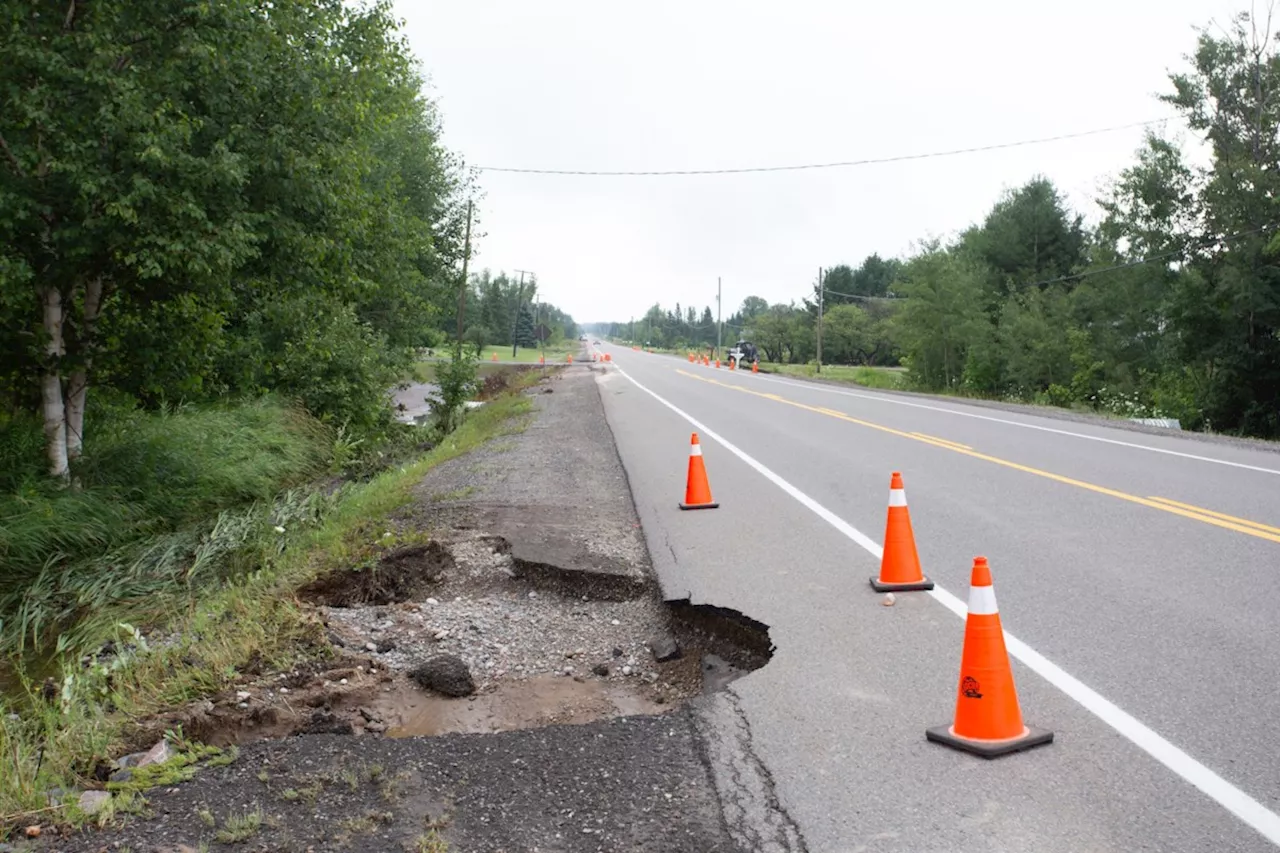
[374, 673, 668, 737]
[135, 529, 772, 751]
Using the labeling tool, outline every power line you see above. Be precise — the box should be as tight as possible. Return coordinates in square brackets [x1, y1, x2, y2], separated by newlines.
[476, 118, 1171, 177]
[821, 288, 904, 302]
[811, 223, 1280, 308]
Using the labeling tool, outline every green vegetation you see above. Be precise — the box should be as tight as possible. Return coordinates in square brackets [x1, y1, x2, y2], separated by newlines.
[0, 384, 538, 835]
[0, 398, 333, 656]
[758, 363, 906, 390]
[0, 1, 577, 653]
[590, 12, 1280, 438]
[214, 806, 264, 844]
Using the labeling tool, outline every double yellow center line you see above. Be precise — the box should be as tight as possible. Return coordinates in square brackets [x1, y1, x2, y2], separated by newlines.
[676, 369, 1280, 546]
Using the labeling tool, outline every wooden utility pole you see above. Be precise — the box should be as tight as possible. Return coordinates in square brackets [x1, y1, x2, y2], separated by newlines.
[456, 199, 473, 343]
[511, 269, 533, 358]
[816, 266, 824, 374]
[716, 276, 722, 358]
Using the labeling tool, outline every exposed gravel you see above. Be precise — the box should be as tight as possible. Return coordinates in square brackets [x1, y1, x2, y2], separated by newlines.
[320, 533, 670, 692]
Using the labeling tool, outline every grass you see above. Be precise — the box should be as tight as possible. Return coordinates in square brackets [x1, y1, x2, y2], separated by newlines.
[757, 362, 907, 390]
[415, 830, 450, 852]
[214, 806, 263, 843]
[0, 374, 544, 838]
[0, 396, 333, 657]
[413, 360, 519, 383]
[415, 344, 575, 378]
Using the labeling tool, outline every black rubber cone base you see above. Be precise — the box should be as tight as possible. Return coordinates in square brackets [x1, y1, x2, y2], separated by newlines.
[678, 501, 719, 510]
[926, 724, 1054, 758]
[869, 575, 935, 592]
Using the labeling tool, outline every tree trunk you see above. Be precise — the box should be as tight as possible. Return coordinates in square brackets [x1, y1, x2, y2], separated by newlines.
[64, 276, 104, 460]
[41, 286, 69, 480]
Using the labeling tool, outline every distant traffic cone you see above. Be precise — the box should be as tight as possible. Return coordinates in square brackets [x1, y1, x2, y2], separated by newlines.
[566, 354, 573, 363]
[869, 472, 934, 592]
[678, 433, 719, 510]
[752, 360, 759, 374]
[714, 359, 721, 369]
[539, 354, 545, 365]
[491, 352, 498, 362]
[926, 557, 1053, 758]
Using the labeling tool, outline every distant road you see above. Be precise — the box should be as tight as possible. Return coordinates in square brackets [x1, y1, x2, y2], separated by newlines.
[594, 343, 1280, 852]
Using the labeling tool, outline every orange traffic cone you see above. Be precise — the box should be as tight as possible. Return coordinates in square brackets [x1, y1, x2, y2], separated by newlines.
[678, 433, 719, 510]
[539, 355, 545, 365]
[927, 557, 1053, 758]
[752, 360, 759, 374]
[714, 359, 721, 369]
[869, 472, 934, 592]
[491, 352, 498, 362]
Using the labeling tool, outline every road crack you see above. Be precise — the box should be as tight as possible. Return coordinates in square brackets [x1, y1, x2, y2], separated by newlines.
[693, 689, 809, 853]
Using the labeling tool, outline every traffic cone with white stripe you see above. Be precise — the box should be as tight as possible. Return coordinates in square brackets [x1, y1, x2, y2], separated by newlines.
[678, 433, 719, 510]
[869, 472, 934, 592]
[927, 557, 1053, 758]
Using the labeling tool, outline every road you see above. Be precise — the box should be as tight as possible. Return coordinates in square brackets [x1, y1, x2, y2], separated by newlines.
[590, 343, 1280, 852]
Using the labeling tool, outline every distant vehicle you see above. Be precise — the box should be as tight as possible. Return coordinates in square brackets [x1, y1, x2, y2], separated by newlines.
[593, 340, 600, 345]
[727, 340, 758, 368]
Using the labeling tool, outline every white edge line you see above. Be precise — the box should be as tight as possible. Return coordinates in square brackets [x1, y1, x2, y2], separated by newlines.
[741, 371, 1280, 477]
[613, 363, 1280, 848]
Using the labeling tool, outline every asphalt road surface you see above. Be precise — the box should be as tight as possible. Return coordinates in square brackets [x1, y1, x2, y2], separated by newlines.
[591, 343, 1280, 853]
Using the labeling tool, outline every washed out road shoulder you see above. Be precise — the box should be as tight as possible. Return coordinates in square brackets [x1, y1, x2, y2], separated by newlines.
[30, 362, 788, 853]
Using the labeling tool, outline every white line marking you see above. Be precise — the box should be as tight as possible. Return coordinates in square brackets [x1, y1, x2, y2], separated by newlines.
[737, 371, 1280, 477]
[613, 363, 1280, 849]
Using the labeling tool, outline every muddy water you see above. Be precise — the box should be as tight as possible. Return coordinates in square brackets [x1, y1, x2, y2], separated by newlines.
[377, 674, 670, 738]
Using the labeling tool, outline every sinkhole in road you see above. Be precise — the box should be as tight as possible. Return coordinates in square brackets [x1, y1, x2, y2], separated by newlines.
[134, 533, 774, 749]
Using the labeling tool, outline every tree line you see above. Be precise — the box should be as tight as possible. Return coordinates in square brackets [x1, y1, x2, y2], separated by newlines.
[594, 14, 1280, 438]
[442, 270, 579, 354]
[0, 1, 583, 481]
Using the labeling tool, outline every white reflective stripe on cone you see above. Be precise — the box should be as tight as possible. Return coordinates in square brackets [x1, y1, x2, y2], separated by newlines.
[967, 584, 998, 615]
[690, 445, 702, 456]
[888, 489, 907, 507]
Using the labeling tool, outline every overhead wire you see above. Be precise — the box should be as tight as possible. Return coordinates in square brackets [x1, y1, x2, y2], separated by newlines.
[476, 118, 1172, 176]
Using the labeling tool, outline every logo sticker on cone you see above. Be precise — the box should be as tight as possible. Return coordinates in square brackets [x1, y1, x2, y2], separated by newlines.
[869, 472, 934, 592]
[678, 433, 719, 510]
[926, 557, 1053, 758]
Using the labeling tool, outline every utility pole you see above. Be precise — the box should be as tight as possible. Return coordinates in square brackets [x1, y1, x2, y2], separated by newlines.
[716, 277, 727, 356]
[816, 266, 824, 374]
[511, 269, 533, 358]
[456, 199, 473, 345]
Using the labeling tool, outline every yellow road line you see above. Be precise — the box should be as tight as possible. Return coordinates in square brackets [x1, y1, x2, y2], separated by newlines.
[674, 369, 1280, 546]
[910, 431, 973, 450]
[1146, 496, 1280, 536]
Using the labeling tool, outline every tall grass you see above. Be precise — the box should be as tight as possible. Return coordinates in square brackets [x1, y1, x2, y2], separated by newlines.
[0, 396, 333, 655]
[0, 379, 541, 836]
[758, 362, 907, 390]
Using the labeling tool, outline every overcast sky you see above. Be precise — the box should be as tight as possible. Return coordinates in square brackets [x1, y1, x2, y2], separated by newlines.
[396, 1, 1245, 324]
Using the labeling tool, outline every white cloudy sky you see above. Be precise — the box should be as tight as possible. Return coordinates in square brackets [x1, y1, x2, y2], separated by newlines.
[396, 1, 1246, 324]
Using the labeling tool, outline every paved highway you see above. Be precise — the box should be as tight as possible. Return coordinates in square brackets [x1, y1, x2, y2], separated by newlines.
[591, 343, 1280, 852]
